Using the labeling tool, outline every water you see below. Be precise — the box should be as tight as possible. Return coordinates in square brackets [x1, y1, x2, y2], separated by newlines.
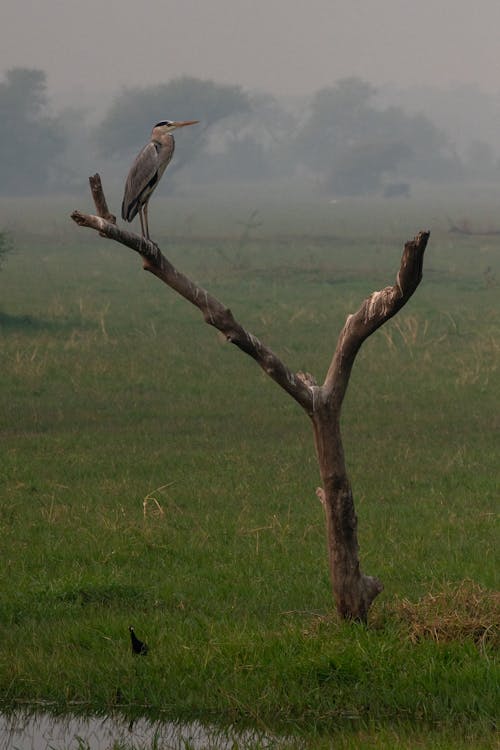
[0, 711, 279, 749]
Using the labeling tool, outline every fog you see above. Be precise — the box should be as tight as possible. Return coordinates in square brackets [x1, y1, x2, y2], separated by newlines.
[2, 0, 500, 198]
[3, 0, 500, 101]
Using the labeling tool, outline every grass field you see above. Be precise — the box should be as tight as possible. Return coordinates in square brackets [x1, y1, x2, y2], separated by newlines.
[0, 186, 498, 748]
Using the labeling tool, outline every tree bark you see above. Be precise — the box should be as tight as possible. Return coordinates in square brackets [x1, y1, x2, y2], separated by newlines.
[71, 176, 429, 622]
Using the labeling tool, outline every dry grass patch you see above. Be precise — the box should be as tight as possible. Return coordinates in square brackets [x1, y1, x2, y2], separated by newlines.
[386, 579, 499, 647]
[302, 580, 499, 648]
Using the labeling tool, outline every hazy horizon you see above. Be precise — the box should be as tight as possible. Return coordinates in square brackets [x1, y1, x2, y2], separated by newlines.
[2, 0, 500, 104]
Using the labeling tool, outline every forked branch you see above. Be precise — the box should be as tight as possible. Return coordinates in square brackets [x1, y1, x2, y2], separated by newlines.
[71, 176, 429, 422]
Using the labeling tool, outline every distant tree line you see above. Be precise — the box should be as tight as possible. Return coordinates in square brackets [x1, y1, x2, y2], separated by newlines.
[1, 67, 500, 197]
[0, 68, 66, 195]
[293, 78, 461, 195]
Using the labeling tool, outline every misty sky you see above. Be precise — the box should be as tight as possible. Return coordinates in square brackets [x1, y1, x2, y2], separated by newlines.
[2, 0, 500, 101]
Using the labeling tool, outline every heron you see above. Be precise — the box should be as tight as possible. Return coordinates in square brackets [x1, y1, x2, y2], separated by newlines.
[121, 119, 199, 240]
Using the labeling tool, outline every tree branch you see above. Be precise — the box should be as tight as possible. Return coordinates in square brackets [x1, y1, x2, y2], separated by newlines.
[323, 231, 429, 408]
[89, 174, 116, 225]
[71, 176, 313, 413]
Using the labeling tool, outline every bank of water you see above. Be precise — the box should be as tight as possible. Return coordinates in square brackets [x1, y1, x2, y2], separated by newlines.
[0, 711, 281, 749]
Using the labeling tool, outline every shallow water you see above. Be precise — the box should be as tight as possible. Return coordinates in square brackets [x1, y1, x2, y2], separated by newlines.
[0, 711, 277, 749]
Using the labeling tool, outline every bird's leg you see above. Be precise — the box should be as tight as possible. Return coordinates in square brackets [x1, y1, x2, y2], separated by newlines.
[144, 202, 150, 241]
[138, 207, 146, 239]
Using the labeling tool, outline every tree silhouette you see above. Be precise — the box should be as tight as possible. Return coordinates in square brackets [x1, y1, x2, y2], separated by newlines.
[0, 68, 65, 194]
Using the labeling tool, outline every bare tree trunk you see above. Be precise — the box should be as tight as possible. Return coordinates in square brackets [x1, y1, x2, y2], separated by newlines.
[71, 175, 429, 622]
[314, 421, 382, 621]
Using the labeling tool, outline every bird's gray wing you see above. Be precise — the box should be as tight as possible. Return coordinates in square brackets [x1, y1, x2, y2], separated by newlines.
[121, 141, 161, 222]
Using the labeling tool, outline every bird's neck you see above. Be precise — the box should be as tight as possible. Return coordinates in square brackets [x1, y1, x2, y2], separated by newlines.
[151, 131, 174, 147]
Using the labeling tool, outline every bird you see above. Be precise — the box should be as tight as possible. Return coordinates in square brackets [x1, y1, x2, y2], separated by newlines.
[121, 119, 199, 240]
[129, 625, 148, 655]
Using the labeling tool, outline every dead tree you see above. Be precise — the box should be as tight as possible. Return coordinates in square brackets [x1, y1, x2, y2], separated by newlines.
[72, 175, 430, 622]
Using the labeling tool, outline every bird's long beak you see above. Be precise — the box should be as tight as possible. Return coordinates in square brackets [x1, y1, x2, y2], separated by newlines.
[172, 120, 199, 128]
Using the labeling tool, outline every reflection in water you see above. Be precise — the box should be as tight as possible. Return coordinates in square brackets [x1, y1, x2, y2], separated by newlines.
[0, 711, 278, 749]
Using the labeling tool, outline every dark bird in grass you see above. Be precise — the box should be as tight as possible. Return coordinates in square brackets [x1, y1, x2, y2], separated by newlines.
[121, 118, 199, 240]
[129, 625, 148, 655]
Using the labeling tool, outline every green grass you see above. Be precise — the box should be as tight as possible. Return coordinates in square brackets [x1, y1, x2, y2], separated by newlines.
[0, 191, 498, 748]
